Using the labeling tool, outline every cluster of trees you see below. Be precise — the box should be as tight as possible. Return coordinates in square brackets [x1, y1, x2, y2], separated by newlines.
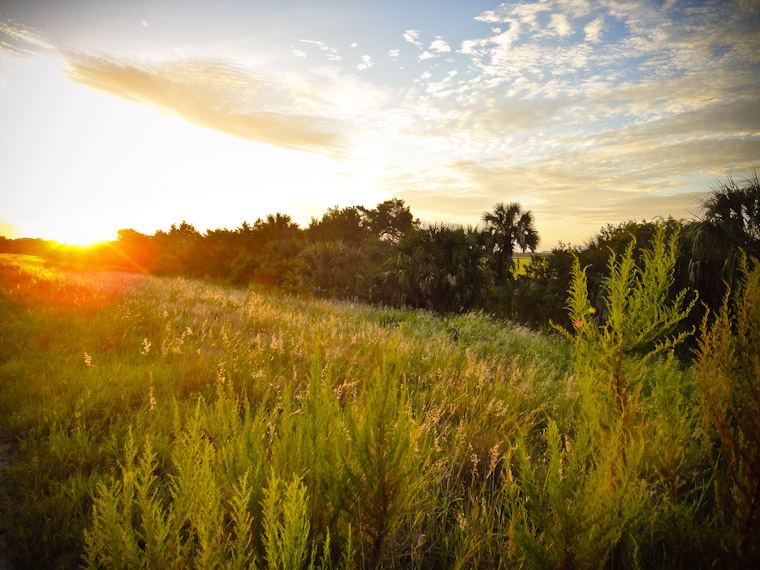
[515, 172, 760, 331]
[1, 198, 542, 315]
[2, 173, 758, 331]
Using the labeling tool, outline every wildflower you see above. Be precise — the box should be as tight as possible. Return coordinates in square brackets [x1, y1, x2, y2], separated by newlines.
[83, 352, 92, 367]
[141, 338, 151, 355]
[573, 321, 583, 327]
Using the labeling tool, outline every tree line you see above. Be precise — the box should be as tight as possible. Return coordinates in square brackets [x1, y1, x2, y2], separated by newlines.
[2, 173, 758, 334]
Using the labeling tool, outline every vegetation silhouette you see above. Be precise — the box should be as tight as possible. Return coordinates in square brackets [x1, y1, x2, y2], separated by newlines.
[1, 173, 758, 327]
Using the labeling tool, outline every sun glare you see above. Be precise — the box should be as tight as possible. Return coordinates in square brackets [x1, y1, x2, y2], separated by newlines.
[45, 226, 117, 248]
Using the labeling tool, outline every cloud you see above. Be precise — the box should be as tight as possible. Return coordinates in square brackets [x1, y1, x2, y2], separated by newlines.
[356, 54, 374, 70]
[391, 153, 709, 244]
[403, 29, 423, 49]
[388, 49, 400, 58]
[0, 18, 53, 58]
[417, 157, 719, 247]
[596, 99, 760, 144]
[429, 38, 451, 53]
[474, 10, 506, 24]
[299, 39, 342, 61]
[460, 39, 484, 56]
[62, 53, 345, 154]
[584, 16, 603, 43]
[548, 13, 572, 37]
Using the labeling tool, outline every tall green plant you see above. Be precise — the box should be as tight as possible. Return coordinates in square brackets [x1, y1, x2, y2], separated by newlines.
[694, 258, 760, 566]
[558, 225, 695, 426]
[342, 353, 432, 567]
[507, 224, 697, 568]
[262, 470, 311, 570]
[507, 418, 647, 569]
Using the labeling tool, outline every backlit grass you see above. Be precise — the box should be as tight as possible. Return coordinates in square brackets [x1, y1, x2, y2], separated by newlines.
[0, 253, 756, 568]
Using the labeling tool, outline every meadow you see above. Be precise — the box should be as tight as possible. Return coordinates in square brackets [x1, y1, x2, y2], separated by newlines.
[0, 235, 757, 568]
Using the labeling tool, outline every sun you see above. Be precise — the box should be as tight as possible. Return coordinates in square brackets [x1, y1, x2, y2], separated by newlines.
[44, 225, 117, 248]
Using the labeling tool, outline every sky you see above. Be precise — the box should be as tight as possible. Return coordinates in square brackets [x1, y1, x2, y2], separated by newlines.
[1, 0, 758, 248]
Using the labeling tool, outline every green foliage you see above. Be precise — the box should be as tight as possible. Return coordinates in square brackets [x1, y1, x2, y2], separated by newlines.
[2, 250, 757, 569]
[694, 258, 760, 566]
[687, 172, 760, 309]
[503, 223, 704, 569]
[384, 224, 488, 312]
[342, 352, 432, 567]
[365, 198, 419, 242]
[308, 206, 372, 245]
[558, 224, 695, 422]
[508, 418, 648, 569]
[263, 471, 311, 570]
[513, 246, 575, 326]
[299, 241, 384, 300]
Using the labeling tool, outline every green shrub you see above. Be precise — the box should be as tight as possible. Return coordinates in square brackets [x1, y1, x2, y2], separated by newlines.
[694, 258, 760, 567]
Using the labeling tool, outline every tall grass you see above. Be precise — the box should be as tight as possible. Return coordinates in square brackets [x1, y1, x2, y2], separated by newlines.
[0, 245, 756, 568]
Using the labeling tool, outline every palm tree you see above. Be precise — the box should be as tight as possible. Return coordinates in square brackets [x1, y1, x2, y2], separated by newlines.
[687, 172, 760, 304]
[482, 202, 539, 284]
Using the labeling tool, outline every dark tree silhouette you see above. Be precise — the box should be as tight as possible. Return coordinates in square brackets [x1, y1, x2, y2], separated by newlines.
[384, 224, 487, 312]
[687, 172, 760, 304]
[114, 228, 155, 273]
[307, 206, 370, 244]
[362, 199, 419, 242]
[482, 202, 539, 284]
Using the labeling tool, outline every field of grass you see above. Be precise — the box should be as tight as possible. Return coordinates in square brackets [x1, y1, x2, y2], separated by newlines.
[0, 252, 757, 568]
[511, 254, 532, 277]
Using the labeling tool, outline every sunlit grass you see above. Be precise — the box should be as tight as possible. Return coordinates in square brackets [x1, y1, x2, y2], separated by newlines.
[0, 253, 753, 568]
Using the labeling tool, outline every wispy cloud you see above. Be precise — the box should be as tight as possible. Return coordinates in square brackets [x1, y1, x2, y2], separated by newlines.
[384, 0, 760, 243]
[299, 39, 342, 61]
[62, 53, 345, 154]
[0, 18, 53, 58]
[403, 29, 423, 49]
